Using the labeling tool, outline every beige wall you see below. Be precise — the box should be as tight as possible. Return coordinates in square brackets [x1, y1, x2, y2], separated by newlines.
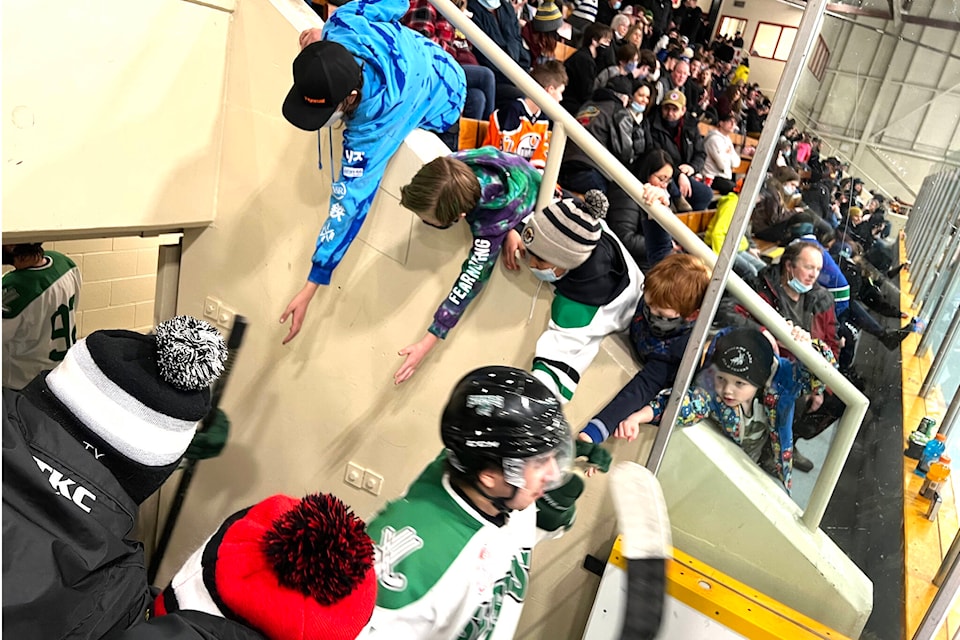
[715, 0, 804, 94]
[163, 9, 644, 640]
[1, 0, 230, 239]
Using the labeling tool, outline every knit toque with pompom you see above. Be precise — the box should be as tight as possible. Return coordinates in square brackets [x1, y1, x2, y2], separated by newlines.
[521, 189, 609, 270]
[153, 494, 377, 640]
[45, 315, 227, 501]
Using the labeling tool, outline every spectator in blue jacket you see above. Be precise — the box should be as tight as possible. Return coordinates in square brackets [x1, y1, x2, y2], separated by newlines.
[279, 0, 467, 344]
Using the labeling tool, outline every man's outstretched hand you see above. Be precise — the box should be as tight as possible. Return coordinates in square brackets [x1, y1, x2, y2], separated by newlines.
[280, 282, 319, 345]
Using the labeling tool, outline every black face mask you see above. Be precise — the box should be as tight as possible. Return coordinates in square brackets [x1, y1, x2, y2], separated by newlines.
[642, 301, 687, 337]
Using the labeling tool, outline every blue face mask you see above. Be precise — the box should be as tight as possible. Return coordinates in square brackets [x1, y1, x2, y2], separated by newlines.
[478, 0, 501, 9]
[630, 101, 646, 114]
[531, 266, 562, 282]
[787, 277, 813, 294]
[612, 1, 622, 8]
[625, 61, 637, 73]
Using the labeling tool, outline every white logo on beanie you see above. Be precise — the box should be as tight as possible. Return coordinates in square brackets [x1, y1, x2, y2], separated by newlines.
[720, 346, 752, 373]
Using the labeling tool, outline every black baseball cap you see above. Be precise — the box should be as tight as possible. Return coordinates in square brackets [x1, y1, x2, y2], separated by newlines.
[282, 40, 362, 131]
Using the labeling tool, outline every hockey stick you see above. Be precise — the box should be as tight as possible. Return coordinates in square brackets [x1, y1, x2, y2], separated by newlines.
[147, 315, 248, 584]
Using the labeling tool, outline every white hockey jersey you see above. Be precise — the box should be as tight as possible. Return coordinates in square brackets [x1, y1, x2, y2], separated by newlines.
[364, 454, 540, 640]
[3, 251, 82, 389]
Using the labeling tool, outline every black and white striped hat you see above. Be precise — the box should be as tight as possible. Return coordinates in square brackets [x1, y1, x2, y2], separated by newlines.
[521, 190, 609, 270]
[45, 315, 227, 501]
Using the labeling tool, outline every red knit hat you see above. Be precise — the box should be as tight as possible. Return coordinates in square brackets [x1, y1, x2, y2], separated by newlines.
[154, 494, 376, 640]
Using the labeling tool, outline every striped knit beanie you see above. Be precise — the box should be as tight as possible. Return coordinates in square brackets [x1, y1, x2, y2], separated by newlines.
[522, 190, 609, 270]
[533, 1, 563, 32]
[154, 493, 377, 640]
[44, 315, 227, 502]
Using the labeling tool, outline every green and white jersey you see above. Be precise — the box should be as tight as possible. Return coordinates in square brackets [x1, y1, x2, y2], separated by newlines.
[364, 454, 538, 640]
[2, 251, 81, 389]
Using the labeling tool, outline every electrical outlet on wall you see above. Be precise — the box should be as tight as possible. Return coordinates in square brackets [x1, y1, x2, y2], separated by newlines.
[217, 306, 235, 329]
[345, 462, 364, 489]
[203, 296, 220, 320]
[362, 470, 384, 496]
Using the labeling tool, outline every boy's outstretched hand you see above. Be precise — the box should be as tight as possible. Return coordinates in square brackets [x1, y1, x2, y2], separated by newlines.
[615, 407, 652, 442]
[280, 282, 319, 345]
[395, 333, 439, 384]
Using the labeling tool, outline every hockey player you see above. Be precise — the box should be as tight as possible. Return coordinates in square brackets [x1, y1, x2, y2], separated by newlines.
[278, 0, 467, 345]
[3, 243, 82, 389]
[363, 366, 579, 638]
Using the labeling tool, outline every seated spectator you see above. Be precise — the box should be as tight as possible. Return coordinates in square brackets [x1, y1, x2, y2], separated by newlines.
[521, 0, 563, 66]
[703, 180, 767, 281]
[610, 148, 674, 268]
[403, 0, 497, 121]
[483, 61, 567, 171]
[610, 13, 632, 48]
[568, 0, 599, 46]
[579, 253, 710, 443]
[594, 43, 641, 91]
[468, 0, 531, 95]
[623, 23, 646, 51]
[132, 493, 376, 639]
[617, 327, 832, 493]
[702, 110, 742, 193]
[520, 192, 645, 402]
[558, 77, 653, 194]
[3, 316, 227, 639]
[647, 88, 714, 211]
[2, 243, 82, 390]
[561, 22, 614, 114]
[732, 57, 749, 84]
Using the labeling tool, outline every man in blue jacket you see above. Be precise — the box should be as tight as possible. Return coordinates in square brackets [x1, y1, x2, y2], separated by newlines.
[280, 0, 467, 344]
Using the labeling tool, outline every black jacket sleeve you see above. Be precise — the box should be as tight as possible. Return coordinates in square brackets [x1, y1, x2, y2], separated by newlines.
[606, 184, 647, 266]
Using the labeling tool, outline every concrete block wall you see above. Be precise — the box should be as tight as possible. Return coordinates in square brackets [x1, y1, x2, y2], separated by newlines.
[45, 234, 181, 336]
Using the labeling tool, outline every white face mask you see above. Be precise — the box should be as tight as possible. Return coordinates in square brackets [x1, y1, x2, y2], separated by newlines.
[478, 0, 502, 9]
[650, 68, 661, 82]
[320, 109, 344, 129]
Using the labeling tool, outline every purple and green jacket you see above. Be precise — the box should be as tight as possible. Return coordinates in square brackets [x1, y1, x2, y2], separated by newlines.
[429, 147, 541, 339]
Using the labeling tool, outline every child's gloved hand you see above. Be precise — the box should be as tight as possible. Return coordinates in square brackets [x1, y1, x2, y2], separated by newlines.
[576, 439, 612, 478]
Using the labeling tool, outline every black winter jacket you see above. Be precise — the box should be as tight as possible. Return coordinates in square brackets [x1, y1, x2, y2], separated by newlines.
[2, 382, 152, 640]
[648, 111, 706, 173]
[113, 611, 265, 640]
[606, 182, 648, 267]
[563, 87, 650, 173]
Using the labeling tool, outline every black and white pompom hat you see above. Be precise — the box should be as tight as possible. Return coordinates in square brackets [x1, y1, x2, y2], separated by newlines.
[45, 316, 228, 499]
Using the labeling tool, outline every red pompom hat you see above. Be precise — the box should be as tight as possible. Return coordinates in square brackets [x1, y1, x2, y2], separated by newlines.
[154, 494, 377, 640]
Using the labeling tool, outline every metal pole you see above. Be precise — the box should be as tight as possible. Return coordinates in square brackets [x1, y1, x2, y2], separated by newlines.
[936, 379, 960, 440]
[919, 301, 960, 397]
[537, 123, 566, 213]
[933, 530, 960, 587]
[912, 548, 960, 640]
[904, 175, 933, 258]
[647, 0, 832, 475]
[912, 215, 960, 326]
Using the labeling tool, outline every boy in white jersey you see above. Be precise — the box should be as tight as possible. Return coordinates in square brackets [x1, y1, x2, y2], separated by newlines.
[3, 243, 82, 389]
[364, 366, 576, 639]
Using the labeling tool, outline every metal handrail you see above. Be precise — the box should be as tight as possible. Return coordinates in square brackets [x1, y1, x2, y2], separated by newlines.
[428, 0, 868, 529]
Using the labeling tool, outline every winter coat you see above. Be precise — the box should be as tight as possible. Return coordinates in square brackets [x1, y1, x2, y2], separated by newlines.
[2, 381, 152, 640]
[562, 87, 650, 174]
[606, 182, 650, 267]
[467, 0, 530, 83]
[648, 111, 707, 173]
[113, 611, 264, 640]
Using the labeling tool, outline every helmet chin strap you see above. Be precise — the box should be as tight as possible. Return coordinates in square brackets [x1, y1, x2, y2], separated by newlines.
[472, 480, 519, 514]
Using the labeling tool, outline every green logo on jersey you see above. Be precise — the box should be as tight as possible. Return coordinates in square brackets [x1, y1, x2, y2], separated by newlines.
[457, 548, 531, 640]
[48, 295, 76, 361]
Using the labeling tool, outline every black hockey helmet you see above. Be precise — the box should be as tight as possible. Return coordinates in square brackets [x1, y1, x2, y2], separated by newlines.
[441, 366, 572, 488]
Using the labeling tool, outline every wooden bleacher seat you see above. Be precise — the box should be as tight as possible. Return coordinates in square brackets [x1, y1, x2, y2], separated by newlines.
[675, 209, 716, 235]
[459, 117, 489, 150]
[555, 42, 576, 62]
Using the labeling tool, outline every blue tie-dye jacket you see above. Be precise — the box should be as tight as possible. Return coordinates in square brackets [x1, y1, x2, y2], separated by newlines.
[309, 0, 467, 285]
[429, 147, 542, 339]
